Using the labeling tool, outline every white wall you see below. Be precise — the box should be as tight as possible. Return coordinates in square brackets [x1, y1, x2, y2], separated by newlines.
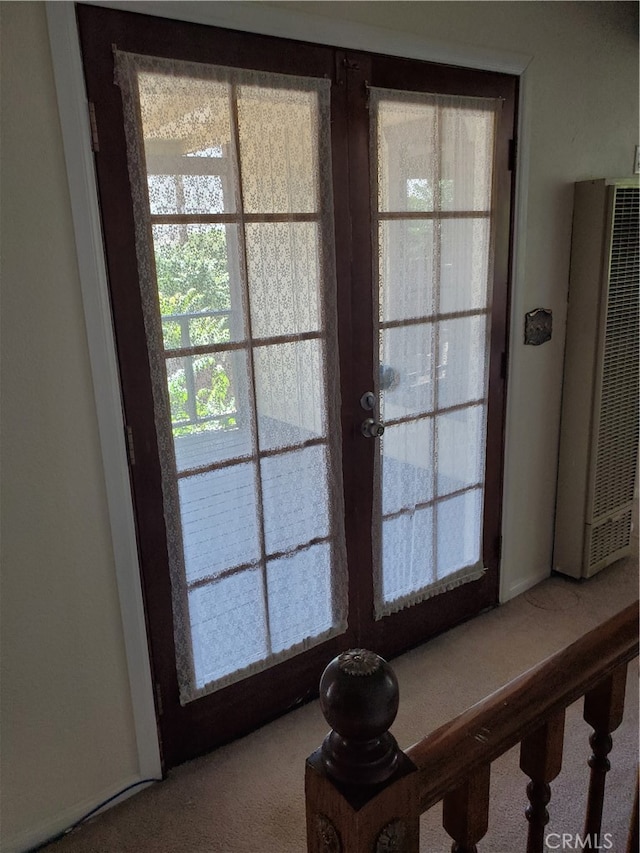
[0, 4, 140, 851]
[1, 2, 637, 850]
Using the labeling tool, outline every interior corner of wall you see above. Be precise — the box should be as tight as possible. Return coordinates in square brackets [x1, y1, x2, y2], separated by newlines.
[499, 565, 550, 604]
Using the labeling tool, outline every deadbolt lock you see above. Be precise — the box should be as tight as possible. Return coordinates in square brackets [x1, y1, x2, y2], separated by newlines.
[360, 391, 376, 411]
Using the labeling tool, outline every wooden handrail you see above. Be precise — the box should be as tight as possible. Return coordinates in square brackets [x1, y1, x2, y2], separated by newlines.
[406, 601, 638, 812]
[306, 601, 639, 853]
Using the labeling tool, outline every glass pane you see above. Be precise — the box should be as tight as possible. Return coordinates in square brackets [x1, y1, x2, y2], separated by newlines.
[380, 324, 435, 421]
[440, 219, 490, 315]
[154, 224, 244, 350]
[381, 508, 434, 603]
[139, 72, 235, 215]
[147, 173, 227, 217]
[379, 220, 435, 323]
[376, 99, 438, 213]
[437, 315, 487, 409]
[382, 419, 433, 516]
[167, 347, 252, 472]
[189, 570, 267, 688]
[246, 222, 321, 339]
[437, 405, 485, 496]
[440, 106, 495, 212]
[179, 463, 260, 583]
[375, 93, 496, 214]
[436, 489, 483, 578]
[267, 543, 333, 654]
[254, 340, 325, 451]
[237, 85, 319, 214]
[261, 445, 329, 555]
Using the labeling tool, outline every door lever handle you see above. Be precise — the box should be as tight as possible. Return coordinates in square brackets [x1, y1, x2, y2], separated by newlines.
[361, 418, 385, 438]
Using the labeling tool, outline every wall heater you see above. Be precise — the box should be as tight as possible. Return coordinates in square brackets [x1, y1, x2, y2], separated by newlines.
[554, 178, 639, 579]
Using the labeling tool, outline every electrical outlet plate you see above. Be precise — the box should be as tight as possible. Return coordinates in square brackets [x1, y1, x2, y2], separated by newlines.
[634, 145, 640, 175]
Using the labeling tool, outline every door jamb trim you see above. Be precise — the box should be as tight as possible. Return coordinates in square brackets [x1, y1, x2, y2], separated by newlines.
[77, 0, 532, 75]
[46, 1, 163, 783]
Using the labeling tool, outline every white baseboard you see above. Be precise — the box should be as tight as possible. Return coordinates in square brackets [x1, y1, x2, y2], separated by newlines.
[500, 569, 550, 603]
[1, 775, 154, 853]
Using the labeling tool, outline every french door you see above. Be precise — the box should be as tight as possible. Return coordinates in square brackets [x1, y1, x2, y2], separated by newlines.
[77, 4, 517, 768]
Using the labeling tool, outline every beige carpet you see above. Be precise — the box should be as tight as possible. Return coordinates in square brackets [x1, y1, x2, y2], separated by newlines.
[47, 554, 638, 853]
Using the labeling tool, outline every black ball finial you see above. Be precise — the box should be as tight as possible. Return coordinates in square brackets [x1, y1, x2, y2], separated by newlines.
[319, 649, 401, 785]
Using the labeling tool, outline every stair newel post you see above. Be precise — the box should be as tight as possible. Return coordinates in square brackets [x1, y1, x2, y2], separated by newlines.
[519, 710, 566, 853]
[305, 649, 419, 852]
[582, 664, 628, 844]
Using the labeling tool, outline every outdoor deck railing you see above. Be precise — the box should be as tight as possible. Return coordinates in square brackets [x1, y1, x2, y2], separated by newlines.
[163, 308, 236, 431]
[305, 601, 639, 852]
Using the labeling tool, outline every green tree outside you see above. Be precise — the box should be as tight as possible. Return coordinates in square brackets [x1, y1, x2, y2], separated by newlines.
[154, 227, 237, 435]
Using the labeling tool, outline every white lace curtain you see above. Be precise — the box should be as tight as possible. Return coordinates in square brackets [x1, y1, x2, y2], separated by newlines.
[369, 87, 501, 618]
[115, 50, 347, 704]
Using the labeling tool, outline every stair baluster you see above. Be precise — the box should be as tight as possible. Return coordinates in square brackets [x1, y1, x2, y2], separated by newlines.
[442, 764, 491, 853]
[583, 664, 628, 844]
[626, 772, 638, 853]
[519, 710, 565, 853]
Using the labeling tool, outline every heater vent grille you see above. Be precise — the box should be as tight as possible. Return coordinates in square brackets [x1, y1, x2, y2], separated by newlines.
[555, 179, 639, 579]
[591, 187, 639, 537]
[588, 508, 633, 571]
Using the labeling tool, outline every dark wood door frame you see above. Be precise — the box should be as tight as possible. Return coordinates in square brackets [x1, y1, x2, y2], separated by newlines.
[339, 51, 517, 657]
[77, 2, 517, 769]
